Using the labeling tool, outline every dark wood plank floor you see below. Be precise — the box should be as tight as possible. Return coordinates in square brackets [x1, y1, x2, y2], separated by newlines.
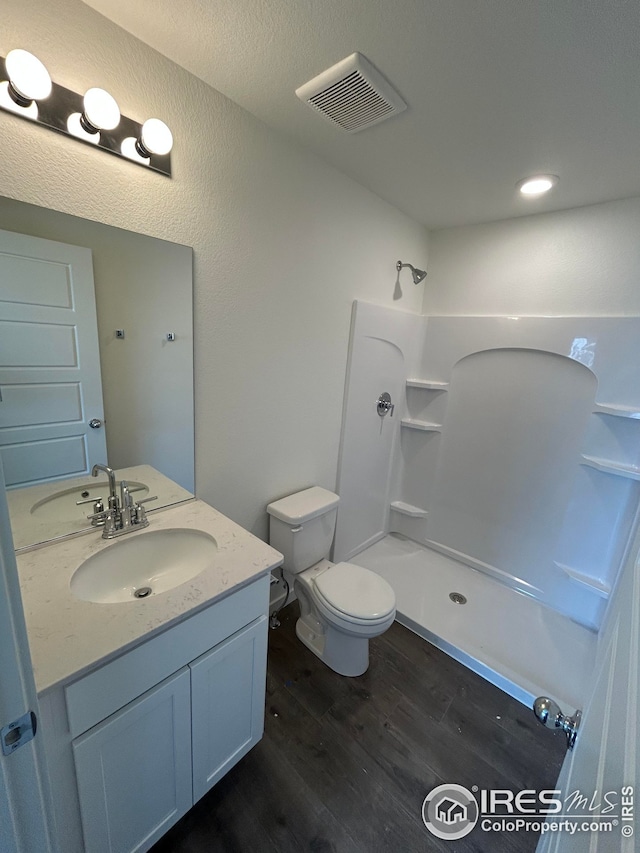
[151, 602, 566, 852]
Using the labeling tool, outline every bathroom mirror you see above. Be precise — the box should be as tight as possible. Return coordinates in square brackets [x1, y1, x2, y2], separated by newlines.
[0, 196, 194, 550]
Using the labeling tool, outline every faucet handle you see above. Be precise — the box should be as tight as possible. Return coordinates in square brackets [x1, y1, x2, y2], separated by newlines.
[132, 496, 157, 527]
[87, 507, 119, 537]
[103, 509, 119, 537]
[136, 495, 158, 506]
[135, 504, 147, 526]
[120, 480, 133, 508]
[86, 509, 108, 521]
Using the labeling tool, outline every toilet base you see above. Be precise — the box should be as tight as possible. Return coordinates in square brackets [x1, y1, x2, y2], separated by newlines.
[296, 615, 370, 677]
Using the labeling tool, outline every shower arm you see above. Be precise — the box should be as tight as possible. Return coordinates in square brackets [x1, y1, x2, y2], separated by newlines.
[396, 260, 427, 285]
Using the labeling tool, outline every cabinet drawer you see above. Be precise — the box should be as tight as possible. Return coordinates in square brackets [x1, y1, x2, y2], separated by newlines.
[66, 575, 269, 737]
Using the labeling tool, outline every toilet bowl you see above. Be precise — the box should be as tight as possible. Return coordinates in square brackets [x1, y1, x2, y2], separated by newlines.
[267, 487, 396, 676]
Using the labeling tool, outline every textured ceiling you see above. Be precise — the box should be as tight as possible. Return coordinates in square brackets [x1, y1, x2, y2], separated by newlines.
[82, 0, 640, 229]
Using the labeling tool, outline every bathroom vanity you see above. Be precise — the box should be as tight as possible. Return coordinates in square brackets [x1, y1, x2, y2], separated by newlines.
[16, 499, 283, 853]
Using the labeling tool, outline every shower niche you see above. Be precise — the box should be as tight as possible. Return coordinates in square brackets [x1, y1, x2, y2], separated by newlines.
[336, 303, 640, 633]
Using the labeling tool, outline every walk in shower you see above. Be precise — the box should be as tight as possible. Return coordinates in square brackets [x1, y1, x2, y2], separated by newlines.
[335, 301, 640, 709]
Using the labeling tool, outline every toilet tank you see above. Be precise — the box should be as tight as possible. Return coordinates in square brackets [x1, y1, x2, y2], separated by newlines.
[267, 487, 340, 574]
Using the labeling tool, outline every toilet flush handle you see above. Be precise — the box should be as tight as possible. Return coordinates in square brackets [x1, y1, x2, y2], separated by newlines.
[291, 525, 302, 533]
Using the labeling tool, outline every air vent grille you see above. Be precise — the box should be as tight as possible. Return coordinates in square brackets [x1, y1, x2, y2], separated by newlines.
[309, 70, 394, 131]
[296, 53, 406, 134]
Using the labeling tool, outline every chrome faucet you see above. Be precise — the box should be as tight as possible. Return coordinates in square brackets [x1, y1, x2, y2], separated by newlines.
[120, 480, 132, 531]
[88, 464, 157, 538]
[92, 463, 118, 509]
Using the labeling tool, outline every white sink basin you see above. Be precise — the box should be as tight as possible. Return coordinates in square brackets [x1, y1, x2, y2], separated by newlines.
[70, 528, 218, 604]
[31, 480, 148, 523]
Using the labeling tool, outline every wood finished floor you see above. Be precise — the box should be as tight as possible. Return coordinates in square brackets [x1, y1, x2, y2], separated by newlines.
[151, 602, 566, 853]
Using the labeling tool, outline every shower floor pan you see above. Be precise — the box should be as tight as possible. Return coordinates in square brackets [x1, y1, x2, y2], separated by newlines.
[350, 534, 596, 710]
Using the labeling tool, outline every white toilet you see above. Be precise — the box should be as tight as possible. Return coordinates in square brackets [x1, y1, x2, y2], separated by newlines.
[267, 486, 396, 676]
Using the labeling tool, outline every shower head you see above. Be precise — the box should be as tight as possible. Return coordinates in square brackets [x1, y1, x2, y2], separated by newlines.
[396, 260, 427, 285]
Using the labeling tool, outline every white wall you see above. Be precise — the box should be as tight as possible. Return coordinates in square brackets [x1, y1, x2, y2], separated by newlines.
[0, 0, 428, 538]
[424, 197, 640, 316]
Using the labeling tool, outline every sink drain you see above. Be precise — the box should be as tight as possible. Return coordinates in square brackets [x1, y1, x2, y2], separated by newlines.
[449, 592, 467, 605]
[134, 587, 152, 599]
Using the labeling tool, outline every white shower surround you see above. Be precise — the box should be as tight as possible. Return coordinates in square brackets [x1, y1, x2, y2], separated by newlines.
[335, 301, 640, 706]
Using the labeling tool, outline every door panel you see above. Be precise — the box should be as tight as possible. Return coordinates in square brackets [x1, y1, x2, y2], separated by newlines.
[1, 437, 88, 486]
[0, 383, 82, 429]
[0, 252, 72, 307]
[0, 459, 58, 853]
[0, 229, 106, 487]
[190, 617, 268, 802]
[72, 668, 192, 853]
[536, 525, 640, 852]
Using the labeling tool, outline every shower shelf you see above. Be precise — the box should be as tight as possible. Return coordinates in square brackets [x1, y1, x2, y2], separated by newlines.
[390, 501, 428, 518]
[400, 418, 442, 432]
[406, 379, 449, 390]
[580, 455, 640, 481]
[593, 403, 640, 419]
[555, 562, 611, 598]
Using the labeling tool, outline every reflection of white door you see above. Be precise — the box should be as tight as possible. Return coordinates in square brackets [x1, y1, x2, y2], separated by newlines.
[0, 459, 58, 853]
[0, 229, 107, 488]
[536, 525, 640, 853]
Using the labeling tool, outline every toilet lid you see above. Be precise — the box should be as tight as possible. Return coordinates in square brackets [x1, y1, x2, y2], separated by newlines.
[313, 563, 395, 620]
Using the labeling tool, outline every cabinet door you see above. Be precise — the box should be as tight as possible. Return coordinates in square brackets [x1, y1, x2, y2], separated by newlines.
[191, 616, 268, 802]
[72, 667, 192, 853]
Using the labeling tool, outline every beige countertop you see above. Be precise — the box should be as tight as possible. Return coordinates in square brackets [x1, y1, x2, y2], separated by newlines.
[17, 499, 283, 694]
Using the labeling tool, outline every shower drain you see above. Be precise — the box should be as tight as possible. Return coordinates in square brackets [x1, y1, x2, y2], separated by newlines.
[134, 587, 152, 598]
[449, 592, 467, 605]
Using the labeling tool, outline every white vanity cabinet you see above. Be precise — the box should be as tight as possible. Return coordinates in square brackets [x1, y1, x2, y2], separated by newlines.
[72, 668, 193, 853]
[38, 575, 270, 853]
[190, 618, 268, 801]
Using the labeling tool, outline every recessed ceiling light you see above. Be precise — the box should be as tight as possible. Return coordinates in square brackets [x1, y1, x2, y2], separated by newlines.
[517, 175, 559, 197]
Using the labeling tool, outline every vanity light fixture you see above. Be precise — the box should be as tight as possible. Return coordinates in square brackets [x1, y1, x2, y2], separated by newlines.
[5, 49, 51, 106]
[0, 49, 173, 177]
[68, 88, 121, 144]
[137, 118, 173, 157]
[121, 117, 173, 165]
[80, 88, 121, 134]
[0, 49, 51, 120]
[517, 174, 559, 197]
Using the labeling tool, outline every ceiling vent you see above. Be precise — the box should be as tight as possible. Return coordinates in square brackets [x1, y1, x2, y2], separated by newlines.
[295, 53, 407, 133]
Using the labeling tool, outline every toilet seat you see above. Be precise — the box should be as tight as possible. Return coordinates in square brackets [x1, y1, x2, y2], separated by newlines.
[312, 562, 395, 624]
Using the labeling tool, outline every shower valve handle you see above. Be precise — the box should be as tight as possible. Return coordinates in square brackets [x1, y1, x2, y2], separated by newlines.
[377, 392, 394, 418]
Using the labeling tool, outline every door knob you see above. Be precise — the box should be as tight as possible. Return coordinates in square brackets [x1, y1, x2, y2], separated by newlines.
[533, 696, 582, 749]
[89, 418, 103, 429]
